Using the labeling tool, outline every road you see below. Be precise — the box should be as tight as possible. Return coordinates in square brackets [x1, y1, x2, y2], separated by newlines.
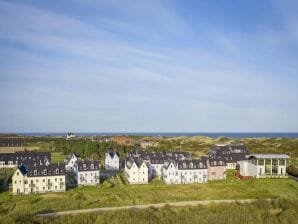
[37, 198, 276, 217]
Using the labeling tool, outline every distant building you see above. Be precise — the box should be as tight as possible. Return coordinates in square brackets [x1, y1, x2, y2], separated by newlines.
[124, 157, 148, 184]
[12, 163, 66, 195]
[208, 144, 250, 169]
[66, 133, 76, 139]
[64, 153, 81, 171]
[0, 137, 25, 153]
[105, 151, 120, 170]
[162, 159, 207, 184]
[202, 157, 227, 180]
[74, 160, 100, 186]
[0, 151, 51, 168]
[239, 154, 289, 179]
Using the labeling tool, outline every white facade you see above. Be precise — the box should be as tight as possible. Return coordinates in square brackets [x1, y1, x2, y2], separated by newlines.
[239, 154, 289, 178]
[105, 152, 119, 170]
[162, 161, 208, 184]
[65, 154, 80, 171]
[74, 161, 100, 186]
[124, 159, 148, 184]
[226, 162, 237, 170]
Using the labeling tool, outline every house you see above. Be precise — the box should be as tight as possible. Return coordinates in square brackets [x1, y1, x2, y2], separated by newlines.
[105, 151, 120, 170]
[74, 160, 100, 186]
[162, 159, 208, 184]
[239, 154, 289, 179]
[124, 157, 148, 184]
[66, 133, 76, 139]
[127, 150, 192, 179]
[139, 152, 167, 178]
[64, 153, 80, 171]
[202, 157, 227, 180]
[0, 151, 51, 168]
[208, 144, 250, 169]
[12, 163, 66, 195]
[0, 137, 25, 153]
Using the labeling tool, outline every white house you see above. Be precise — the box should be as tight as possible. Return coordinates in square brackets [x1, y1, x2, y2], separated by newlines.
[64, 153, 80, 171]
[74, 160, 100, 186]
[66, 133, 76, 139]
[239, 154, 289, 178]
[162, 159, 208, 184]
[105, 151, 120, 170]
[124, 157, 148, 184]
[12, 163, 66, 195]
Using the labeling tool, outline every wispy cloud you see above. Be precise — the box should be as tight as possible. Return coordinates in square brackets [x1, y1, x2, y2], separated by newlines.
[0, 0, 297, 132]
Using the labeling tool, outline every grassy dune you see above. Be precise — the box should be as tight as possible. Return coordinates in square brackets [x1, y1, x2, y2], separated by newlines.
[0, 171, 297, 223]
[38, 199, 298, 224]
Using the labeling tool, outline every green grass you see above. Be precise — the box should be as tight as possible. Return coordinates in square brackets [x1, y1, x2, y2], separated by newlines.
[51, 152, 66, 163]
[0, 171, 297, 223]
[37, 199, 298, 224]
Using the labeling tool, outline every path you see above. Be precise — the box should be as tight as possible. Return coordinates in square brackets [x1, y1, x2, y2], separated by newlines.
[37, 198, 276, 217]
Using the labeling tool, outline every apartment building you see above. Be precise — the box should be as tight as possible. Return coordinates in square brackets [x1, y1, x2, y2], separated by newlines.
[12, 163, 66, 195]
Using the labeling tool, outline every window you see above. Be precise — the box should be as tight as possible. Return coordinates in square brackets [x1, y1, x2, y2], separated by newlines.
[279, 159, 285, 166]
[265, 159, 271, 174]
[258, 159, 264, 166]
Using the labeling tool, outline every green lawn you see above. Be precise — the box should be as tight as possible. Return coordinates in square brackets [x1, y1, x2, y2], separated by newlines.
[0, 171, 297, 223]
[51, 152, 66, 163]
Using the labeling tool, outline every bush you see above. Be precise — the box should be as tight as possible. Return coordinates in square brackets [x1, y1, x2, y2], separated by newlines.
[286, 165, 298, 177]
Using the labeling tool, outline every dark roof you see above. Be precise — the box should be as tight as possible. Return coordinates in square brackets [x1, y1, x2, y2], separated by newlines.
[0, 151, 51, 166]
[76, 160, 99, 172]
[128, 150, 190, 164]
[201, 156, 226, 166]
[0, 137, 25, 147]
[106, 151, 119, 158]
[177, 159, 207, 170]
[125, 157, 147, 169]
[208, 144, 250, 162]
[19, 163, 65, 177]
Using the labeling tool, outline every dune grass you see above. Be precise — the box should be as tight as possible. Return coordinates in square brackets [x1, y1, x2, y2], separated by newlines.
[0, 171, 297, 223]
[51, 152, 66, 163]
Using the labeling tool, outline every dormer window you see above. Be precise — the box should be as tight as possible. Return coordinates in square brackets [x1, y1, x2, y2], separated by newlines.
[34, 170, 37, 175]
[56, 169, 59, 174]
[44, 169, 47, 175]
[91, 164, 94, 169]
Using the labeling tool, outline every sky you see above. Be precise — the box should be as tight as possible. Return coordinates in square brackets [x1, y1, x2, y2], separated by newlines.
[0, 0, 298, 133]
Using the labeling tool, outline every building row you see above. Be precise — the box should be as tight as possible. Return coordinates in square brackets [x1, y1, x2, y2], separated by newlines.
[2, 144, 290, 195]
[124, 144, 290, 184]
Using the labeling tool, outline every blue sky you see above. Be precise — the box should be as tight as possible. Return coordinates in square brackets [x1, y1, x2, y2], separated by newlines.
[0, 0, 298, 132]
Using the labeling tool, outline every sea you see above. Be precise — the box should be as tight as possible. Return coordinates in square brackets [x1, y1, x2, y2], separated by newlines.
[10, 132, 298, 138]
